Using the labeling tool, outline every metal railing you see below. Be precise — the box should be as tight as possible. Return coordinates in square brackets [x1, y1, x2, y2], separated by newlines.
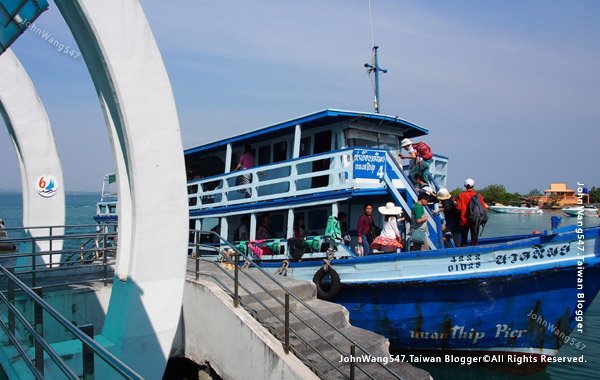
[188, 230, 402, 380]
[0, 265, 141, 379]
[0, 224, 116, 288]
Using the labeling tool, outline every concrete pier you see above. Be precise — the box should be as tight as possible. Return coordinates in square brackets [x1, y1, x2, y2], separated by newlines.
[0, 260, 431, 379]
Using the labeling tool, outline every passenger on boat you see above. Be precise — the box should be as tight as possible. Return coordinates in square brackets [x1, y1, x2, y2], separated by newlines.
[436, 188, 461, 247]
[234, 144, 255, 198]
[398, 138, 433, 188]
[256, 213, 275, 240]
[456, 178, 489, 246]
[337, 212, 351, 245]
[293, 217, 307, 238]
[357, 204, 375, 255]
[370, 202, 404, 253]
[234, 215, 250, 241]
[411, 194, 430, 251]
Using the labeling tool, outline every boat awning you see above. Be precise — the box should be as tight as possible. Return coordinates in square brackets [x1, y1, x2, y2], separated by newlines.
[0, 0, 49, 55]
[184, 108, 429, 156]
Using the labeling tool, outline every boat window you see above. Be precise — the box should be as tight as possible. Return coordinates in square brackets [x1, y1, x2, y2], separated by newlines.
[258, 146, 271, 166]
[270, 213, 286, 237]
[378, 134, 399, 150]
[307, 209, 328, 234]
[300, 137, 311, 157]
[345, 129, 378, 148]
[273, 141, 288, 162]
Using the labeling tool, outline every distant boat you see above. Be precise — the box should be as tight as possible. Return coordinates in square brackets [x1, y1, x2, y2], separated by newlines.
[489, 204, 543, 214]
[562, 205, 599, 217]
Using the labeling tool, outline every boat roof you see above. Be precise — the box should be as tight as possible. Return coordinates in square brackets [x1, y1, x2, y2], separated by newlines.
[184, 108, 429, 155]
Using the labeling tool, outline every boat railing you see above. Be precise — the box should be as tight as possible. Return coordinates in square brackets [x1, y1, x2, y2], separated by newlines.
[187, 148, 356, 210]
[189, 229, 402, 380]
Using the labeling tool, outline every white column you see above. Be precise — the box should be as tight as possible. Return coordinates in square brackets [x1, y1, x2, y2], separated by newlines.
[292, 123, 302, 158]
[220, 217, 229, 242]
[0, 49, 65, 264]
[287, 209, 295, 238]
[224, 143, 233, 173]
[57, 1, 188, 377]
[331, 203, 339, 217]
[250, 213, 257, 240]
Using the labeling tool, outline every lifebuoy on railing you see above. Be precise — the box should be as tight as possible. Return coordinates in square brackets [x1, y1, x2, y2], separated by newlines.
[312, 267, 341, 300]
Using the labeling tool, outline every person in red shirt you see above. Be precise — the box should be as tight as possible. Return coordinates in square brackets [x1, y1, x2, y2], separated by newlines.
[357, 204, 374, 255]
[456, 178, 488, 246]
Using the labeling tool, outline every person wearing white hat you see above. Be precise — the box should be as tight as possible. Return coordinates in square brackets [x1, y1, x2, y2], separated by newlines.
[398, 138, 434, 188]
[456, 178, 489, 246]
[370, 202, 404, 253]
[436, 188, 461, 247]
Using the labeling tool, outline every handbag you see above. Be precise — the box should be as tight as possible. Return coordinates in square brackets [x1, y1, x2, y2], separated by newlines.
[367, 224, 381, 244]
[411, 229, 427, 244]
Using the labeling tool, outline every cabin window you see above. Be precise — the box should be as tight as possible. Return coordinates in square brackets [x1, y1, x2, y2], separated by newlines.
[346, 129, 378, 148]
[258, 146, 271, 166]
[273, 141, 288, 162]
[299, 137, 311, 157]
[378, 134, 399, 150]
[307, 209, 328, 234]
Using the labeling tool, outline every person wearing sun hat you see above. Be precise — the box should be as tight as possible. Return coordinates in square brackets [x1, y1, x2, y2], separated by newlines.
[436, 188, 461, 247]
[370, 202, 404, 253]
[398, 138, 434, 188]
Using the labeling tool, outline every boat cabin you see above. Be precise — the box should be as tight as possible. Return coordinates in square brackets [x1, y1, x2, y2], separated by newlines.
[96, 109, 449, 256]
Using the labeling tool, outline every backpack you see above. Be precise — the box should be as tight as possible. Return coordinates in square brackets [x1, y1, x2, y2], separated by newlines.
[412, 142, 433, 160]
[467, 194, 488, 227]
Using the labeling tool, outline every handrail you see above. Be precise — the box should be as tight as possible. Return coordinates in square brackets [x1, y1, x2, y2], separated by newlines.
[190, 230, 402, 380]
[0, 266, 142, 379]
[187, 148, 353, 209]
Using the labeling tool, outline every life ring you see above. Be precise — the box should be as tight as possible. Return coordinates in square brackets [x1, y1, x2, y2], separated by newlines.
[312, 267, 342, 300]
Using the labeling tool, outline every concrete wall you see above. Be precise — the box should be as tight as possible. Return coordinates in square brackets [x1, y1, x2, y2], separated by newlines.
[175, 279, 318, 380]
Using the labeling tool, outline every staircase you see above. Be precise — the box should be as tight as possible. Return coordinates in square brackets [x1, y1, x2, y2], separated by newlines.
[384, 152, 443, 249]
[192, 259, 431, 380]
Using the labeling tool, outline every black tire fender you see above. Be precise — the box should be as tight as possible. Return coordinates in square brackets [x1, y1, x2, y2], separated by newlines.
[312, 267, 341, 300]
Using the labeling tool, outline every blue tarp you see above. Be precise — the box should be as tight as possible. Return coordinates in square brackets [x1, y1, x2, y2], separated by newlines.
[0, 0, 49, 54]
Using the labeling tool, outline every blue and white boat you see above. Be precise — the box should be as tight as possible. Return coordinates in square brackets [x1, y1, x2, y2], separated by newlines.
[94, 107, 600, 365]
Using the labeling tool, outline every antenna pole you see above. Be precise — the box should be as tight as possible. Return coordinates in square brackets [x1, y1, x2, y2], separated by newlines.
[364, 46, 387, 113]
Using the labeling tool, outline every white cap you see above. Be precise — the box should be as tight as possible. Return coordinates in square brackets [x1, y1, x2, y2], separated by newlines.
[465, 178, 475, 187]
[401, 138, 413, 148]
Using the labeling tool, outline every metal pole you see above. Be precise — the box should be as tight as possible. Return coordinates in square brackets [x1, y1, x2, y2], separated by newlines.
[49, 226, 53, 268]
[33, 287, 44, 376]
[284, 293, 290, 354]
[195, 230, 200, 281]
[350, 344, 356, 380]
[233, 251, 239, 307]
[103, 229, 108, 286]
[80, 324, 95, 380]
[7, 268, 15, 336]
[31, 238, 36, 288]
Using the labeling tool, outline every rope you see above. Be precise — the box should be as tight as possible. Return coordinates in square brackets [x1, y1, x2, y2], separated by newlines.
[276, 260, 289, 276]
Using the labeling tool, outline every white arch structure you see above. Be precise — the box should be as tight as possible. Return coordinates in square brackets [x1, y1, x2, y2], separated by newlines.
[0, 49, 65, 263]
[53, 0, 188, 377]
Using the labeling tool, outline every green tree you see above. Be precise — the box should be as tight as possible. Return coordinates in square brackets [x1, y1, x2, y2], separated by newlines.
[450, 187, 462, 197]
[589, 186, 600, 204]
[527, 189, 542, 197]
[479, 184, 509, 204]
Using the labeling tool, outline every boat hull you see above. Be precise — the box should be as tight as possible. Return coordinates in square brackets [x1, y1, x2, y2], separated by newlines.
[489, 206, 543, 214]
[269, 226, 600, 357]
[335, 264, 599, 355]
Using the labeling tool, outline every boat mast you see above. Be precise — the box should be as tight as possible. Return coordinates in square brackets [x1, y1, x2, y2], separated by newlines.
[364, 0, 387, 113]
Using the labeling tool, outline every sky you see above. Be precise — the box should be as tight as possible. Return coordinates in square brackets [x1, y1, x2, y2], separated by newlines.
[1, 0, 599, 193]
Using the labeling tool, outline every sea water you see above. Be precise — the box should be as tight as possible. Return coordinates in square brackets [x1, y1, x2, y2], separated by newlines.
[0, 194, 599, 379]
